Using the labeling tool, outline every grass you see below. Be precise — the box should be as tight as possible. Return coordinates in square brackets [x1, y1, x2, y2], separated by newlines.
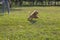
[0, 6, 60, 40]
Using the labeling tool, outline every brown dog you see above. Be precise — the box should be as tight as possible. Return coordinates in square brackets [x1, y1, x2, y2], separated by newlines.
[28, 10, 38, 22]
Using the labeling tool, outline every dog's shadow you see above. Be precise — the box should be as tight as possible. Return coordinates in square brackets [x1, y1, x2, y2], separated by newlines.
[29, 20, 37, 24]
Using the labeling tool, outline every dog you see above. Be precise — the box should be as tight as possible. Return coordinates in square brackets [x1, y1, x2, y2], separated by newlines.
[28, 10, 38, 23]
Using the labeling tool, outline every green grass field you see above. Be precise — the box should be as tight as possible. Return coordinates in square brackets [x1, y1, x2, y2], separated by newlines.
[0, 7, 60, 40]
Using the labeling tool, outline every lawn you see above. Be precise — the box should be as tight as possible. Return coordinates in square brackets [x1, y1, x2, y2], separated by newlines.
[0, 6, 60, 40]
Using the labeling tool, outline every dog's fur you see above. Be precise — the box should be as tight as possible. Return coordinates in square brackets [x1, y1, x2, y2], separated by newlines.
[28, 10, 38, 21]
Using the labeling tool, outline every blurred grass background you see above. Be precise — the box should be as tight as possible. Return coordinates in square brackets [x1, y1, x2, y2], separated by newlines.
[0, 7, 60, 40]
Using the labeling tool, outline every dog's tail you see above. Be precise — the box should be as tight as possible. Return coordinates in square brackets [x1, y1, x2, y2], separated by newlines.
[28, 17, 32, 21]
